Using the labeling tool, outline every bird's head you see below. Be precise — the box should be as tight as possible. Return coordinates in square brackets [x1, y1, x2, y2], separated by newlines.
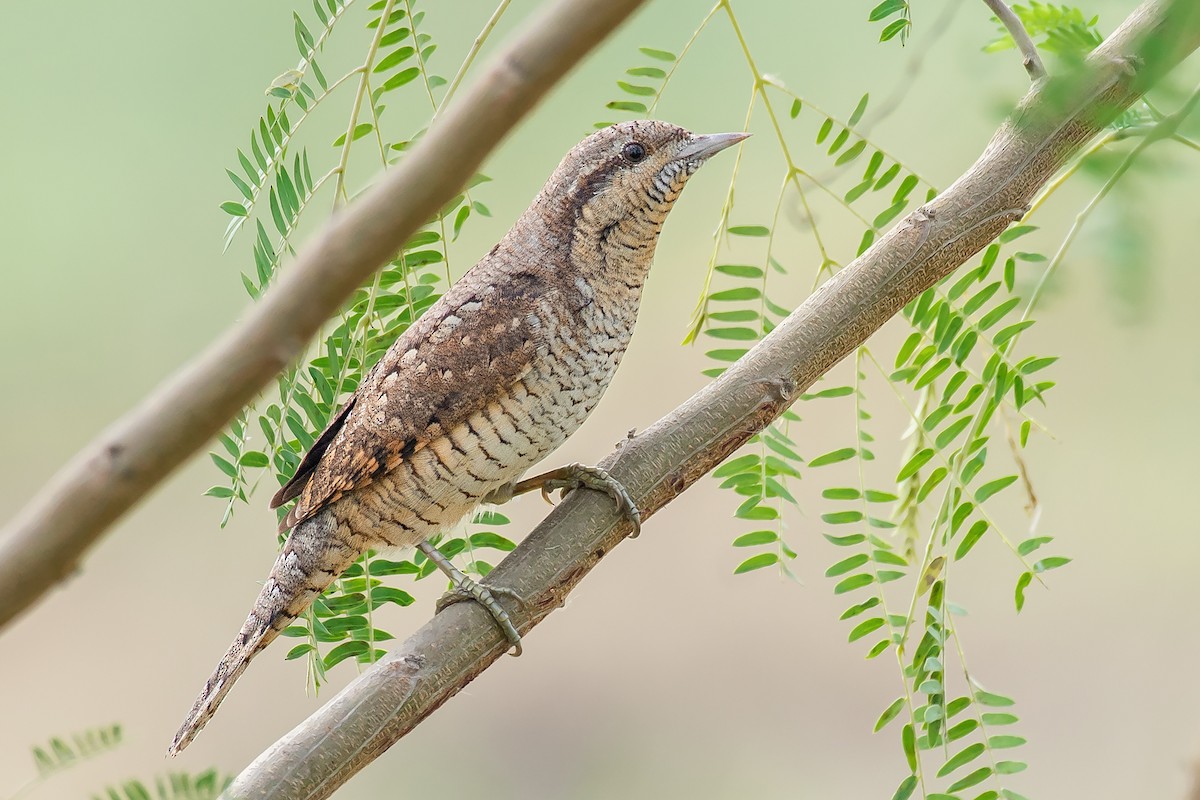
[529, 120, 748, 274]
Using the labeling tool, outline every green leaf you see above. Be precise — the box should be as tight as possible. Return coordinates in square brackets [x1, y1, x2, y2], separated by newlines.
[983, 712, 1019, 726]
[993, 320, 1036, 347]
[816, 118, 833, 144]
[469, 532, 516, 551]
[810, 447, 857, 467]
[239, 450, 269, 468]
[734, 553, 779, 574]
[947, 719, 979, 741]
[826, 554, 869, 577]
[323, 640, 369, 669]
[638, 47, 675, 61]
[332, 123, 374, 147]
[733, 530, 777, 547]
[706, 348, 749, 363]
[220, 201, 248, 217]
[975, 475, 1017, 502]
[714, 454, 759, 476]
[627, 66, 666, 78]
[606, 100, 647, 113]
[823, 487, 861, 500]
[822, 510, 863, 525]
[880, 18, 909, 41]
[989, 735, 1027, 748]
[901, 724, 917, 771]
[204, 485, 234, 499]
[825, 533, 866, 546]
[285, 644, 314, 660]
[1034, 556, 1071, 572]
[979, 297, 1021, 329]
[946, 766, 992, 793]
[474, 509, 510, 526]
[728, 225, 770, 237]
[617, 81, 655, 96]
[706, 327, 758, 341]
[715, 264, 764, 278]
[804, 386, 854, 399]
[834, 573, 875, 594]
[999, 224, 1036, 243]
[937, 742, 985, 777]
[896, 448, 934, 481]
[849, 617, 885, 642]
[975, 690, 1015, 707]
[869, 0, 907, 21]
[875, 697, 906, 731]
[210, 453, 237, 478]
[955, 521, 988, 560]
[709, 287, 761, 302]
[371, 586, 415, 607]
[835, 139, 866, 167]
[892, 775, 918, 800]
[873, 200, 907, 229]
[848, 93, 870, 126]
[374, 46, 415, 73]
[1014, 571, 1032, 611]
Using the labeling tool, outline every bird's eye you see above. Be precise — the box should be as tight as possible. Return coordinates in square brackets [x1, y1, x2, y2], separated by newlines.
[622, 141, 647, 163]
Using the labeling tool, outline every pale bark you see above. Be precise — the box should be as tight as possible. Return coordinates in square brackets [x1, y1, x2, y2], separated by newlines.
[223, 1, 1200, 798]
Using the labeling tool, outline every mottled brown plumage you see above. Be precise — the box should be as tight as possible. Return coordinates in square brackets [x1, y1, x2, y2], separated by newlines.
[170, 120, 746, 755]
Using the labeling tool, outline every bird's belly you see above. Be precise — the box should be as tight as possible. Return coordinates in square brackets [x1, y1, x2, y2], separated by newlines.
[343, 332, 625, 549]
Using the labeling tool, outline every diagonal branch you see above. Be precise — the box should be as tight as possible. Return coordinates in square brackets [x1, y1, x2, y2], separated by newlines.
[0, 0, 649, 631]
[983, 0, 1048, 81]
[222, 1, 1200, 797]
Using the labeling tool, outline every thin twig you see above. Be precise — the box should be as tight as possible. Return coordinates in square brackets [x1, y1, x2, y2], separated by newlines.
[982, 0, 1048, 81]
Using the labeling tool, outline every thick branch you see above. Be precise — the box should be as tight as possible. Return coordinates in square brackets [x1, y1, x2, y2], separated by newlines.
[0, 0, 647, 630]
[983, 0, 1048, 81]
[222, 1, 1200, 797]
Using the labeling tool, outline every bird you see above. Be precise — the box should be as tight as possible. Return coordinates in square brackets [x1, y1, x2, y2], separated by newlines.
[169, 119, 748, 755]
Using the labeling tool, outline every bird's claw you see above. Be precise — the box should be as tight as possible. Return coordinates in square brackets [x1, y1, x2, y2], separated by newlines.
[436, 580, 526, 656]
[545, 463, 642, 538]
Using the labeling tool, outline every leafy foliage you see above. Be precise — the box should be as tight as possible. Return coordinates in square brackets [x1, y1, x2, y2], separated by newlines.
[89, 771, 231, 800]
[590, 1, 1104, 796]
[24, 724, 123, 781]
[869, 0, 912, 44]
[10, 724, 226, 800]
[983, 2, 1102, 59]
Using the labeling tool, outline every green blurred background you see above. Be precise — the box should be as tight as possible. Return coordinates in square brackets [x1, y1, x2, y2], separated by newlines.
[2, 1, 1199, 797]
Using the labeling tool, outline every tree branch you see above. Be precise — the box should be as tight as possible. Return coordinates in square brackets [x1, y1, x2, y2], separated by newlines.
[222, 1, 1200, 797]
[0, 0, 648, 631]
[983, 0, 1048, 81]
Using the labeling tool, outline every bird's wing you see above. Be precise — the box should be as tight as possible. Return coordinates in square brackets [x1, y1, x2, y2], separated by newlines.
[271, 270, 557, 530]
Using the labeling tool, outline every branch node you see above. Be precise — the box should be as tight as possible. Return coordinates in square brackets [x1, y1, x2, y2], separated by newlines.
[982, 0, 1048, 82]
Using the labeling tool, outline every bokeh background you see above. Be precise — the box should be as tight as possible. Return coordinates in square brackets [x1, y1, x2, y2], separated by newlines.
[2, 1, 1199, 797]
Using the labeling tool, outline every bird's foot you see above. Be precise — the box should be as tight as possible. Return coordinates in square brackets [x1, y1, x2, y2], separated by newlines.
[417, 540, 524, 656]
[490, 463, 642, 538]
[437, 580, 525, 656]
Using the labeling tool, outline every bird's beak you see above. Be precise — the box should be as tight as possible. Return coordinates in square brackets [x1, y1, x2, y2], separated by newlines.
[676, 131, 751, 161]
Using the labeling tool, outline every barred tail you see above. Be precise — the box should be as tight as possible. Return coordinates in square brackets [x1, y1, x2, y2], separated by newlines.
[168, 511, 358, 755]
